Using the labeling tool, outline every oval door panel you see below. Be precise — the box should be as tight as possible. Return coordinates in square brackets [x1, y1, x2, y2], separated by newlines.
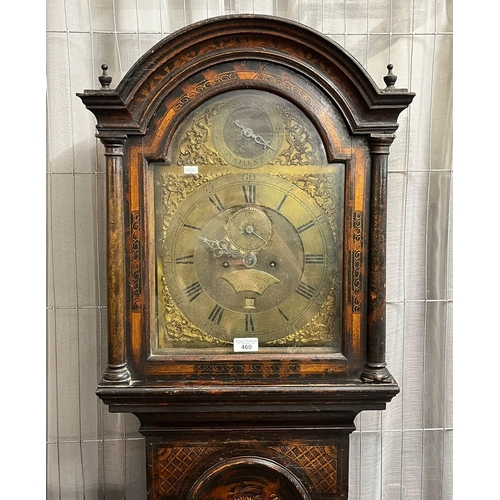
[187, 456, 310, 500]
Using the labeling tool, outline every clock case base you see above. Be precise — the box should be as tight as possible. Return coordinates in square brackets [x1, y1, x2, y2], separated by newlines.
[145, 425, 350, 500]
[99, 382, 398, 499]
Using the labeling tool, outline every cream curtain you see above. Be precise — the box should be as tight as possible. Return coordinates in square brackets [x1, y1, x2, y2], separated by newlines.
[47, 1, 453, 498]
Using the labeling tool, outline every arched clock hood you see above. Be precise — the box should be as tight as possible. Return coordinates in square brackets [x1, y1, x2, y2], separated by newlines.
[79, 14, 414, 139]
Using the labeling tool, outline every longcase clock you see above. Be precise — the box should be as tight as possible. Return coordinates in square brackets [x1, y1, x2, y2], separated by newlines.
[78, 15, 414, 500]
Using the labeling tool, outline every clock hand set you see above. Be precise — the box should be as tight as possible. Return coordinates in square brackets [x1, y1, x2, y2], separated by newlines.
[199, 236, 258, 268]
[234, 120, 276, 151]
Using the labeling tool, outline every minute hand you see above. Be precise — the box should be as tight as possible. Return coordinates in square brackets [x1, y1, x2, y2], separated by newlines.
[234, 120, 276, 151]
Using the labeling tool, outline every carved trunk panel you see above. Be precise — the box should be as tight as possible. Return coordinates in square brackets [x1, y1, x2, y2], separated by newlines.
[146, 430, 349, 500]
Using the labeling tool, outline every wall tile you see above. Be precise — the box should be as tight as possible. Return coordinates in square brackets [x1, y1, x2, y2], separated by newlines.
[66, 0, 92, 32]
[55, 308, 81, 441]
[402, 302, 425, 430]
[323, 0, 345, 34]
[367, 34, 391, 89]
[75, 173, 99, 307]
[437, 0, 453, 33]
[47, 0, 67, 32]
[47, 33, 74, 174]
[427, 171, 451, 300]
[360, 431, 382, 500]
[47, 307, 58, 443]
[79, 307, 100, 441]
[431, 35, 453, 171]
[422, 429, 444, 499]
[50, 173, 77, 307]
[345, 34, 368, 68]
[368, 0, 391, 34]
[414, 0, 436, 33]
[405, 171, 429, 301]
[59, 441, 85, 500]
[383, 302, 405, 431]
[89, 0, 115, 32]
[391, 0, 413, 33]
[125, 438, 148, 499]
[387, 173, 406, 304]
[103, 439, 126, 500]
[442, 429, 453, 499]
[349, 430, 361, 500]
[401, 430, 423, 499]
[423, 301, 447, 429]
[381, 430, 404, 500]
[345, 0, 368, 35]
[408, 35, 435, 171]
[47, 442, 60, 500]
[81, 440, 101, 500]
[445, 302, 453, 429]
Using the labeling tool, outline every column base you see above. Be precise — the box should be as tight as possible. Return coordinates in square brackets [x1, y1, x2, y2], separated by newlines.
[100, 363, 131, 385]
[361, 363, 393, 383]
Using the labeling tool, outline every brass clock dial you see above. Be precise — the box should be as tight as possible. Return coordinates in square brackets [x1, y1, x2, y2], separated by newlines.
[155, 89, 344, 351]
[160, 174, 337, 344]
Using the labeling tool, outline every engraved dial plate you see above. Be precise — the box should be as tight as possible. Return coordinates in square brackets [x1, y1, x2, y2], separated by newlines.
[160, 173, 336, 344]
[153, 90, 344, 352]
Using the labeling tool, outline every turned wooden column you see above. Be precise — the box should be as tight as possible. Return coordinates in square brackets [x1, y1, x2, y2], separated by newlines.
[362, 133, 395, 383]
[99, 134, 131, 385]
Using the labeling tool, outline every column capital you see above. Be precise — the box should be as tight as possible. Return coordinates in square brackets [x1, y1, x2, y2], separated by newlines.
[97, 133, 128, 150]
[368, 133, 396, 154]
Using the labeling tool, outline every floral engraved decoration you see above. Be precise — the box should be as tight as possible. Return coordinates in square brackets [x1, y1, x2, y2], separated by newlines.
[351, 211, 363, 313]
[177, 104, 228, 166]
[161, 274, 229, 345]
[159, 172, 228, 237]
[130, 211, 142, 311]
[271, 105, 321, 166]
[265, 172, 342, 347]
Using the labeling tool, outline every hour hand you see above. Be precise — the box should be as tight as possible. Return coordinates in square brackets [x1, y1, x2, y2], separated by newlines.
[199, 236, 241, 259]
[234, 120, 275, 151]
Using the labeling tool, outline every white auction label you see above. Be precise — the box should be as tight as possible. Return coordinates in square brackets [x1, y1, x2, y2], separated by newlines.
[183, 165, 199, 175]
[233, 338, 259, 352]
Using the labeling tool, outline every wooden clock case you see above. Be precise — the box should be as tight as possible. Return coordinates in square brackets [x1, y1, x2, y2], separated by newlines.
[78, 14, 414, 500]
